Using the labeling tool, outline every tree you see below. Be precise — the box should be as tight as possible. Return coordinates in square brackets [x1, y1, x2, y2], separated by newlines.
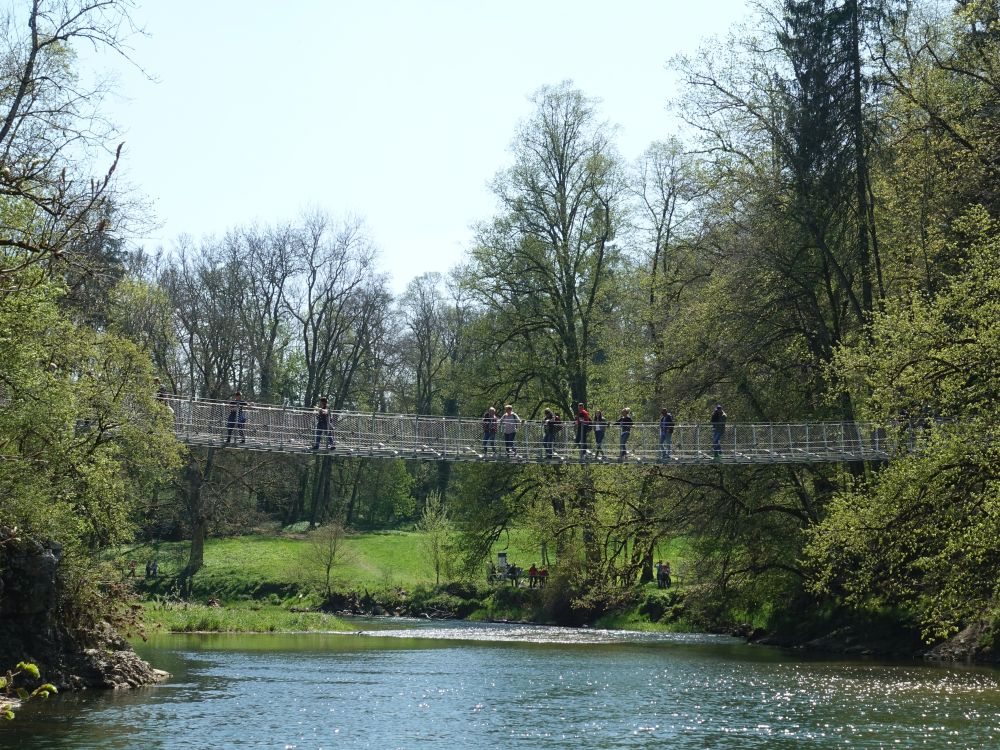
[304, 522, 350, 597]
[161, 241, 243, 398]
[225, 224, 297, 402]
[467, 81, 623, 414]
[418, 493, 452, 586]
[398, 273, 452, 415]
[283, 212, 379, 408]
[0, 1, 138, 291]
[806, 207, 1000, 641]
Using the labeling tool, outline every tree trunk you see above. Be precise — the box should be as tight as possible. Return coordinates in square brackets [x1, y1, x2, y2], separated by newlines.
[848, 0, 874, 320]
[184, 447, 215, 576]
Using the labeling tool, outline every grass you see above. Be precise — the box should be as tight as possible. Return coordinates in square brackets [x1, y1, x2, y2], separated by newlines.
[127, 527, 556, 601]
[141, 601, 353, 633]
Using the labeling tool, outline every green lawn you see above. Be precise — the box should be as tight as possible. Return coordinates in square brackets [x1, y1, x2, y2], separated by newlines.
[125, 528, 687, 603]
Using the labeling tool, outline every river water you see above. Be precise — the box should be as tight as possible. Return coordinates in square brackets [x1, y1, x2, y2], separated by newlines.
[3, 618, 1000, 749]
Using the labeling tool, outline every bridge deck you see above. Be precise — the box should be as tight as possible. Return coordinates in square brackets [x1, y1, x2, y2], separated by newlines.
[162, 397, 896, 465]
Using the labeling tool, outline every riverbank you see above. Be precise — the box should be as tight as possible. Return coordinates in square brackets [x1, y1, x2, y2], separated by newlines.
[141, 601, 353, 633]
[125, 533, 995, 663]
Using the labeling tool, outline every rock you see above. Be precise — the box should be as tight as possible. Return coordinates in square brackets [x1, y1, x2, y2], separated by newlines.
[925, 622, 999, 663]
[0, 528, 168, 691]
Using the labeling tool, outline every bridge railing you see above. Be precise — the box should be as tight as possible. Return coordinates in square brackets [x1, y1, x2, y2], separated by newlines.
[159, 396, 900, 464]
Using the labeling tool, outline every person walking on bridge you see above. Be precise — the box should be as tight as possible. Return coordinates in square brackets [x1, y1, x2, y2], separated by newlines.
[575, 402, 591, 456]
[711, 404, 727, 458]
[225, 391, 248, 444]
[615, 408, 633, 461]
[498, 404, 520, 457]
[313, 396, 335, 450]
[482, 406, 498, 456]
[659, 409, 675, 460]
[542, 408, 556, 458]
[592, 409, 607, 458]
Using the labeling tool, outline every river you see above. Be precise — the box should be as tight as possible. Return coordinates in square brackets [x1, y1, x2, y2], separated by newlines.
[3, 618, 999, 749]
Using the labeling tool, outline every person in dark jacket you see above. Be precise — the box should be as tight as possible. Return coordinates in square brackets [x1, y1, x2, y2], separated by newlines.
[482, 406, 498, 455]
[711, 404, 727, 458]
[659, 409, 675, 460]
[313, 396, 335, 450]
[542, 408, 556, 457]
[225, 391, 248, 444]
[592, 409, 607, 458]
[615, 408, 633, 460]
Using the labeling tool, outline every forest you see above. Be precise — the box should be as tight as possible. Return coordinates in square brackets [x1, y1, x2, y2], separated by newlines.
[2, 0, 999, 656]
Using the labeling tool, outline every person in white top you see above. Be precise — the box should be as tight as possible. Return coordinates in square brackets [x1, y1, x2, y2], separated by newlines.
[498, 404, 520, 456]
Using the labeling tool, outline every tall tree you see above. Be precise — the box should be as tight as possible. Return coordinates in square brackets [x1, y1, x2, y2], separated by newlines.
[468, 82, 623, 414]
[226, 224, 296, 402]
[0, 1, 136, 291]
[283, 212, 378, 408]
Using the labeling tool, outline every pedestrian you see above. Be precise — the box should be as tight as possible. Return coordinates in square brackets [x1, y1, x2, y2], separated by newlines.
[225, 390, 248, 444]
[528, 563, 538, 588]
[482, 406, 498, 455]
[499, 404, 520, 456]
[593, 409, 607, 457]
[615, 407, 633, 460]
[711, 403, 727, 458]
[154, 377, 169, 401]
[663, 560, 672, 588]
[542, 408, 556, 457]
[659, 409, 675, 460]
[313, 396, 335, 450]
[153, 377, 174, 416]
[655, 560, 664, 589]
[575, 402, 591, 453]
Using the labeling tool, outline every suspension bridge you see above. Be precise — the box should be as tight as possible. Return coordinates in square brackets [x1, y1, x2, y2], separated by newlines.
[161, 396, 899, 466]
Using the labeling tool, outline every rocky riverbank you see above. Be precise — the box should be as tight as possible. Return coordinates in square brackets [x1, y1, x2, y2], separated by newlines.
[0, 528, 166, 692]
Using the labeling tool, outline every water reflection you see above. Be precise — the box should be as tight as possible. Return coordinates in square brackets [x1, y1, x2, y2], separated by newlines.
[3, 619, 999, 749]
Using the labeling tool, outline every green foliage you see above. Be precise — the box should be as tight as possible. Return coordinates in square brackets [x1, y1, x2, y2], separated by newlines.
[142, 602, 350, 633]
[0, 273, 181, 549]
[416, 493, 453, 585]
[1, 662, 57, 720]
[809, 209, 1000, 640]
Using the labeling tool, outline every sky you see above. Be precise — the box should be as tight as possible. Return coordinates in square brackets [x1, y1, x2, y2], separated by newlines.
[85, 1, 753, 292]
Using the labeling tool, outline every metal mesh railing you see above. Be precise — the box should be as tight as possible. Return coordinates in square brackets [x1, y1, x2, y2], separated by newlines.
[159, 396, 898, 465]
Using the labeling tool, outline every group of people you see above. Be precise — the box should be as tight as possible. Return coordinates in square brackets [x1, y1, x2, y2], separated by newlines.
[482, 402, 729, 461]
[527, 564, 548, 588]
[217, 388, 730, 459]
[488, 561, 549, 587]
[220, 391, 339, 450]
[480, 404, 521, 456]
[655, 560, 672, 589]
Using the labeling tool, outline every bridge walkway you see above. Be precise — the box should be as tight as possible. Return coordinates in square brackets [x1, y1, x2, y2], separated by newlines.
[161, 396, 896, 466]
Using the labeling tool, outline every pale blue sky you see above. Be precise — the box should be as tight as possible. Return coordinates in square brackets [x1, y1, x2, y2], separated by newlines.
[89, 1, 752, 290]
